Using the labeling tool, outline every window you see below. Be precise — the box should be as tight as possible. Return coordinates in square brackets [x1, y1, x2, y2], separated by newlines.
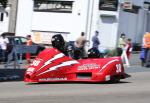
[20, 37, 27, 44]
[0, 13, 4, 21]
[99, 0, 118, 11]
[123, 5, 140, 14]
[14, 38, 21, 45]
[34, 0, 73, 13]
[144, 2, 150, 10]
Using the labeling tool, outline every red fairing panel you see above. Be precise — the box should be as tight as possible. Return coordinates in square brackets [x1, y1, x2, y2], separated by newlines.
[24, 48, 128, 83]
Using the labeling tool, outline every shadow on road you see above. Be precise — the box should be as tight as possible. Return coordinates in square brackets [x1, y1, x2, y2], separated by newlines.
[25, 80, 132, 85]
[0, 69, 26, 82]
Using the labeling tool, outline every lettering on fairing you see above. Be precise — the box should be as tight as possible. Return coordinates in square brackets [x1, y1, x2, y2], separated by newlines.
[39, 78, 67, 81]
[78, 63, 100, 70]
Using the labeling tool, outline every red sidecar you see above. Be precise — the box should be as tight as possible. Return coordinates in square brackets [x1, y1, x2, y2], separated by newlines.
[24, 48, 129, 83]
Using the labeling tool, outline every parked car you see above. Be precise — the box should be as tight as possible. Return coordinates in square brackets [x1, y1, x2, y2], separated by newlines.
[7, 36, 45, 53]
[0, 33, 45, 61]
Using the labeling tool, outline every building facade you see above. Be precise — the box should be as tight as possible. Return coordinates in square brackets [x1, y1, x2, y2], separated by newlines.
[2, 0, 150, 49]
[0, 1, 9, 34]
[15, 0, 120, 48]
[0, 0, 18, 34]
[8, 0, 18, 33]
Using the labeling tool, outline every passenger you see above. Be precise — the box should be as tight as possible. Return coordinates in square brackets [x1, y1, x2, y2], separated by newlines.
[87, 48, 101, 58]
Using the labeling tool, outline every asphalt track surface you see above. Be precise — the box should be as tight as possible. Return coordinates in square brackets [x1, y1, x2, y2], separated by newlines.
[0, 53, 150, 103]
[0, 68, 150, 103]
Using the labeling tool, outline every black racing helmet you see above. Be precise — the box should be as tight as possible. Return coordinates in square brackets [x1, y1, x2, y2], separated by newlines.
[51, 34, 65, 50]
[87, 48, 101, 58]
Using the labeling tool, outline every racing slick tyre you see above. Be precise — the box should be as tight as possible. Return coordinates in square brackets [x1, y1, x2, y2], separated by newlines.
[110, 75, 120, 83]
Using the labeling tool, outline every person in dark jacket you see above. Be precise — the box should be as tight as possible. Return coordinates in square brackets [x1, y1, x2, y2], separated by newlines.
[92, 31, 100, 49]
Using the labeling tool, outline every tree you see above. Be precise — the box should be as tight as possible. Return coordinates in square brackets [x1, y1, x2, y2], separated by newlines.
[0, 0, 8, 8]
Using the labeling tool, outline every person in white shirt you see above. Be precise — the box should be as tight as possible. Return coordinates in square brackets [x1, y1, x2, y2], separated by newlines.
[0, 34, 9, 62]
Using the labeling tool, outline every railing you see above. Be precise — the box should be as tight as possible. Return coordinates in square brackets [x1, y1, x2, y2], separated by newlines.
[4, 45, 38, 69]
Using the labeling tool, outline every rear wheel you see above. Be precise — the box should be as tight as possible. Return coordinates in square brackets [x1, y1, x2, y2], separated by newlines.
[111, 75, 120, 83]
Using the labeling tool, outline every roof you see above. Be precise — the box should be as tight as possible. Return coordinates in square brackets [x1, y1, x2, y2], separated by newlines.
[1, 32, 15, 37]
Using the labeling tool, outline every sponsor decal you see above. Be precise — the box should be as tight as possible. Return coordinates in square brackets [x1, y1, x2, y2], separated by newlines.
[78, 63, 100, 70]
[37, 60, 79, 76]
[99, 59, 119, 72]
[36, 53, 65, 72]
[39, 78, 67, 81]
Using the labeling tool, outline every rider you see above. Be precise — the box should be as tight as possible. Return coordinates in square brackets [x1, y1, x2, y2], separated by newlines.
[51, 34, 101, 59]
[51, 34, 66, 53]
[51, 33, 87, 59]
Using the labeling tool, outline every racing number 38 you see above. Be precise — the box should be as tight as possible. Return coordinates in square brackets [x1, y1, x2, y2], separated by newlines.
[116, 64, 122, 73]
[30, 60, 41, 66]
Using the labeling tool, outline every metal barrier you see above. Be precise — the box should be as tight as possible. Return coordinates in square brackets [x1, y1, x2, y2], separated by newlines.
[5, 45, 38, 69]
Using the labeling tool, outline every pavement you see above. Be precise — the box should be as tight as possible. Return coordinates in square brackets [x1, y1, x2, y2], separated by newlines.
[128, 52, 141, 67]
[0, 52, 149, 81]
[125, 53, 150, 73]
[0, 60, 29, 81]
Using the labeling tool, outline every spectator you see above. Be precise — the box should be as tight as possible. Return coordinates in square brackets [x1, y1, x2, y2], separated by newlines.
[126, 38, 132, 59]
[74, 32, 87, 49]
[26, 35, 32, 63]
[140, 45, 145, 66]
[74, 32, 88, 59]
[92, 31, 100, 49]
[0, 33, 9, 62]
[117, 33, 126, 56]
[143, 32, 150, 67]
